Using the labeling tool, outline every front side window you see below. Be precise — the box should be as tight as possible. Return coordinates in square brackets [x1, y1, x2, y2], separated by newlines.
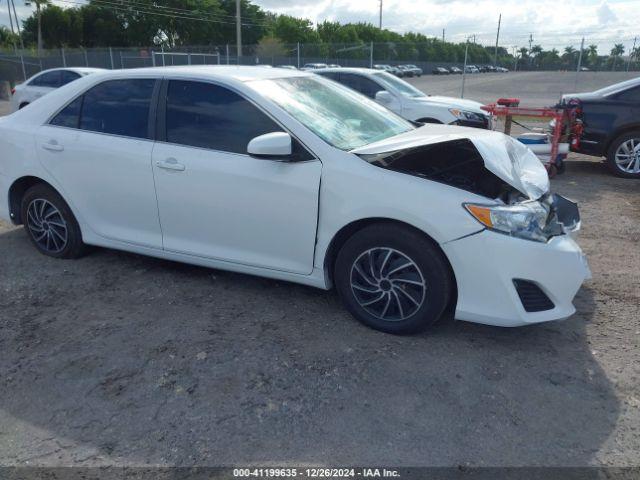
[372, 71, 426, 98]
[165, 80, 282, 153]
[80, 79, 155, 139]
[30, 71, 61, 88]
[338, 73, 383, 99]
[249, 76, 413, 150]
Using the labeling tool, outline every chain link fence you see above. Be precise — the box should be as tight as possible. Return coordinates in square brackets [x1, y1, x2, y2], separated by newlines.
[1, 41, 638, 89]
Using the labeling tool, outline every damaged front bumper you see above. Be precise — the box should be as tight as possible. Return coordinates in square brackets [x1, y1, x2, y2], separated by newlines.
[442, 213, 591, 327]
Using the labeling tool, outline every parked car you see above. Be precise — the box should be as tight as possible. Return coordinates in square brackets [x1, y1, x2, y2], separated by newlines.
[0, 66, 589, 333]
[373, 64, 404, 77]
[560, 77, 640, 178]
[302, 63, 328, 70]
[432, 67, 450, 75]
[495, 66, 510, 73]
[397, 65, 415, 77]
[449, 66, 463, 74]
[316, 67, 492, 128]
[401, 64, 423, 76]
[465, 65, 480, 74]
[9, 67, 104, 112]
[327, 64, 341, 68]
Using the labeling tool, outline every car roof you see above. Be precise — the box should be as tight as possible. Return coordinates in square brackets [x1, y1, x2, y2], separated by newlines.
[317, 67, 377, 75]
[32, 67, 105, 76]
[82, 65, 311, 82]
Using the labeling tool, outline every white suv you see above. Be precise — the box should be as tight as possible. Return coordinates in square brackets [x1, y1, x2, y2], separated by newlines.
[0, 66, 589, 333]
[315, 67, 491, 128]
[10, 67, 104, 112]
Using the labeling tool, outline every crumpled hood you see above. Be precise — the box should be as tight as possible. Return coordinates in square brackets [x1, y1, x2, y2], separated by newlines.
[417, 95, 486, 114]
[351, 124, 550, 199]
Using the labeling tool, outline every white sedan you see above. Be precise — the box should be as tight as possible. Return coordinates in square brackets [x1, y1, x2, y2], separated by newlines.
[315, 68, 491, 128]
[0, 66, 590, 333]
[9, 67, 104, 112]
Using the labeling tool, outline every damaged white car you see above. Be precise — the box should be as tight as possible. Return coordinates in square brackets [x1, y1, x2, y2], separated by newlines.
[0, 67, 591, 333]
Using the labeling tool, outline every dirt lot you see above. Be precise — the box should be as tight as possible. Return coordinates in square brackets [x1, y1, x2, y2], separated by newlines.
[0, 73, 639, 468]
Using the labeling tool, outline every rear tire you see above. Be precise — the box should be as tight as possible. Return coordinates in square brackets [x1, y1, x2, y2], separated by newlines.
[334, 223, 453, 334]
[606, 131, 640, 178]
[19, 102, 29, 109]
[21, 184, 87, 259]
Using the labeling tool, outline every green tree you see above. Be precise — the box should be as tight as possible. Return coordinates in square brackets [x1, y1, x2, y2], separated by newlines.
[0, 26, 18, 49]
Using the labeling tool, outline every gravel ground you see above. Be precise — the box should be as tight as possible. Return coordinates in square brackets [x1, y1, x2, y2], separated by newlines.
[0, 73, 639, 468]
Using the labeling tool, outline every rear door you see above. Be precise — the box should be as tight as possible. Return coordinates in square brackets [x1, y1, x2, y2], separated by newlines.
[35, 78, 163, 248]
[151, 79, 322, 274]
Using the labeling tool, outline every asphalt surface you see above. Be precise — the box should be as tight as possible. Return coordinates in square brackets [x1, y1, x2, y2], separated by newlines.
[406, 70, 639, 105]
[0, 72, 639, 468]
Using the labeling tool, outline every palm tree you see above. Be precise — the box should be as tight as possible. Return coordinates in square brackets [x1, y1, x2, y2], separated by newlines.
[587, 44, 598, 68]
[610, 43, 624, 70]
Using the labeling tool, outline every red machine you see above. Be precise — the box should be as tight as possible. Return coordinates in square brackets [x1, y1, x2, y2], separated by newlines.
[482, 98, 583, 177]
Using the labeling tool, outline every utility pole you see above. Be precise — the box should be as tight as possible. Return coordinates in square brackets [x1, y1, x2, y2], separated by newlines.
[528, 33, 533, 68]
[235, 0, 242, 63]
[574, 37, 584, 90]
[442, 29, 445, 42]
[493, 13, 501, 67]
[10, 0, 24, 51]
[378, 0, 382, 29]
[4, 0, 17, 53]
[512, 46, 518, 71]
[627, 37, 637, 72]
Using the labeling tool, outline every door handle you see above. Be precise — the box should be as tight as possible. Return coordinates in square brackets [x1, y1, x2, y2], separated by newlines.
[156, 158, 186, 171]
[42, 141, 64, 152]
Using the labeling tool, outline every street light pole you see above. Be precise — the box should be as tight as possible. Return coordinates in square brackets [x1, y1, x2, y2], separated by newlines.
[461, 38, 470, 98]
[494, 13, 501, 67]
[378, 0, 382, 29]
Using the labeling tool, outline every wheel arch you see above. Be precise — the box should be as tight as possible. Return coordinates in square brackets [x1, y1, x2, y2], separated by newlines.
[322, 218, 458, 310]
[415, 117, 444, 124]
[8, 176, 60, 225]
[604, 124, 640, 153]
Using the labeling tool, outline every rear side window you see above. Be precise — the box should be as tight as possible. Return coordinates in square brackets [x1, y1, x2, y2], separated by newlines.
[165, 80, 282, 153]
[80, 79, 155, 139]
[50, 96, 83, 128]
[30, 71, 61, 88]
[616, 87, 640, 103]
[60, 70, 81, 86]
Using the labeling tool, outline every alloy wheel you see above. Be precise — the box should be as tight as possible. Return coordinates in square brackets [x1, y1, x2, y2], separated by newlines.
[350, 247, 426, 321]
[614, 138, 640, 174]
[26, 198, 68, 254]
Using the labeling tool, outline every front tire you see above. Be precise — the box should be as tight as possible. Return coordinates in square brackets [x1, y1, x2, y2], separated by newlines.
[21, 184, 86, 258]
[334, 224, 453, 334]
[606, 131, 640, 178]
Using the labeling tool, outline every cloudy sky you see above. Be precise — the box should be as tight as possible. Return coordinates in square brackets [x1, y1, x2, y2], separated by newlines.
[1, 0, 638, 54]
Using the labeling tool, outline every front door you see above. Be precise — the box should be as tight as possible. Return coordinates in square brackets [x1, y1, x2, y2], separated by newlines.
[152, 80, 321, 275]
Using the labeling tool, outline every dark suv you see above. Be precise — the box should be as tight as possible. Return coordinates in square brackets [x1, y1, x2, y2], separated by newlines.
[563, 77, 640, 178]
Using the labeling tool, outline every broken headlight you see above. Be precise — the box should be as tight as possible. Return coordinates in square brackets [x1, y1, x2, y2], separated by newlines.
[464, 201, 551, 242]
[449, 109, 485, 122]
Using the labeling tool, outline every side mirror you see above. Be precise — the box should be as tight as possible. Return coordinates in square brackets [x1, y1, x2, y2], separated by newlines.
[247, 132, 292, 159]
[375, 90, 393, 105]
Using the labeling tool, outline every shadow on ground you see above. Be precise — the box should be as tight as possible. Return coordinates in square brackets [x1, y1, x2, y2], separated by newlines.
[0, 224, 619, 467]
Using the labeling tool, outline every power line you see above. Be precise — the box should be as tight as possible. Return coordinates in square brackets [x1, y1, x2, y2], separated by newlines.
[53, 0, 273, 28]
